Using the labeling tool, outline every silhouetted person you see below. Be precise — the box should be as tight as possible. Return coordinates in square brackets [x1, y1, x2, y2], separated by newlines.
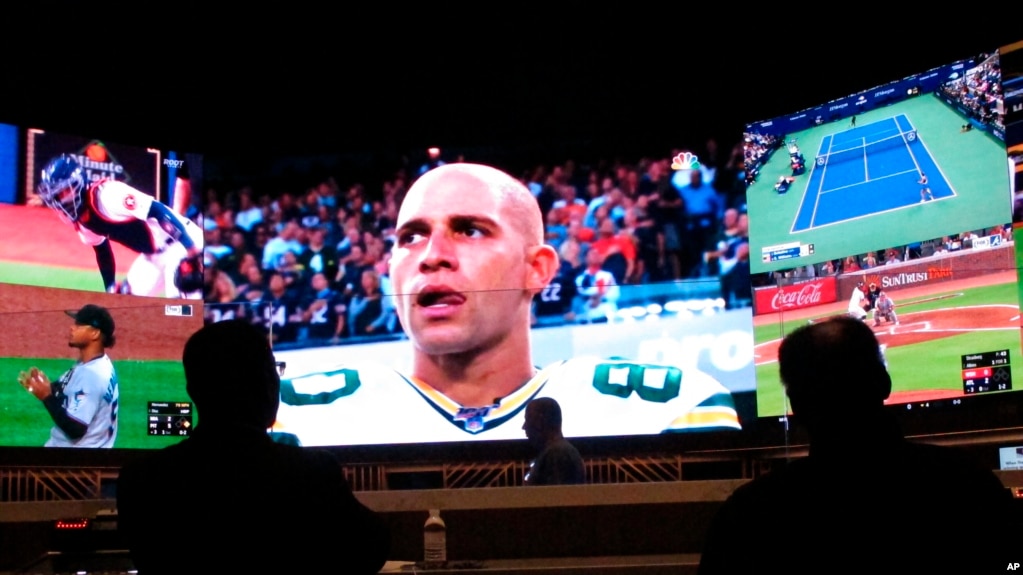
[699, 317, 1016, 573]
[522, 397, 585, 485]
[116, 320, 389, 574]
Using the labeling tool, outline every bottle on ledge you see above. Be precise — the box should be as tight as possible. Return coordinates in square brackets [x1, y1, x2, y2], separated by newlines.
[423, 508, 447, 568]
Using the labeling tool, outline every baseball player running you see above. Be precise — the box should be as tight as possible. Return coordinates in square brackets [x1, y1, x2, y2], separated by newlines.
[18, 304, 119, 448]
[37, 154, 204, 299]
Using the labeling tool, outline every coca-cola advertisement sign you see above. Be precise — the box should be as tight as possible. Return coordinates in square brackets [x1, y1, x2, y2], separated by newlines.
[754, 277, 837, 315]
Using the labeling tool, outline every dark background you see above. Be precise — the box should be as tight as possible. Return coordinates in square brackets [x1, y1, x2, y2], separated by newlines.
[1, 13, 1019, 164]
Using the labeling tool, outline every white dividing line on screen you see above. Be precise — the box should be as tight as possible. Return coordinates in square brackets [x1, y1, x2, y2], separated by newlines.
[905, 115, 960, 201]
[790, 134, 832, 235]
[818, 168, 918, 196]
[903, 118, 924, 176]
[784, 194, 935, 234]
[862, 136, 869, 180]
[808, 135, 836, 229]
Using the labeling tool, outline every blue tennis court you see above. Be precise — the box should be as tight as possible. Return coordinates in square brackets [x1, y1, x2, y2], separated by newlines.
[791, 115, 954, 232]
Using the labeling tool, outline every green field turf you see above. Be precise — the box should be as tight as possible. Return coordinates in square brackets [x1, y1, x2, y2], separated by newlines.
[0, 357, 191, 449]
[0, 261, 111, 293]
[753, 281, 1020, 416]
[748, 95, 1010, 275]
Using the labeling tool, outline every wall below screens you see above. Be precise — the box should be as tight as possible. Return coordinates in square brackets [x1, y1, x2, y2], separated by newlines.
[3, 472, 1022, 571]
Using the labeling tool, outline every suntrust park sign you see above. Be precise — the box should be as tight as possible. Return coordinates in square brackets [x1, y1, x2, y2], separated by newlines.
[864, 268, 953, 289]
[754, 277, 837, 316]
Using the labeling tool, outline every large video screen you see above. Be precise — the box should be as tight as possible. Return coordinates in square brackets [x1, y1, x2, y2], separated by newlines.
[746, 44, 1023, 427]
[0, 125, 204, 450]
[747, 52, 1007, 275]
[205, 145, 759, 448]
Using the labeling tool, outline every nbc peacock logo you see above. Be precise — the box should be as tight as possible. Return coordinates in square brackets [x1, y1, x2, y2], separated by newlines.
[671, 152, 701, 171]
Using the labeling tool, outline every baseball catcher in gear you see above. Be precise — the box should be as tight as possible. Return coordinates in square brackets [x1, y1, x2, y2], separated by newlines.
[37, 153, 204, 299]
[174, 255, 204, 294]
[873, 290, 899, 326]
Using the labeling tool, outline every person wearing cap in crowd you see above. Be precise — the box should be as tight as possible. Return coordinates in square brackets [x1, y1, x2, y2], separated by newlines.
[18, 304, 118, 448]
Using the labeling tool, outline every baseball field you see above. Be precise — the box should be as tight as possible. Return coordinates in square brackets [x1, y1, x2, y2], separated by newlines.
[0, 203, 138, 292]
[0, 283, 201, 449]
[752, 271, 1021, 417]
[749, 94, 1009, 275]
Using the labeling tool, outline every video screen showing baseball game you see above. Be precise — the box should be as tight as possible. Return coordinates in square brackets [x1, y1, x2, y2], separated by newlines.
[746, 42, 1023, 427]
[204, 142, 759, 448]
[1008, 40, 1023, 224]
[0, 125, 204, 449]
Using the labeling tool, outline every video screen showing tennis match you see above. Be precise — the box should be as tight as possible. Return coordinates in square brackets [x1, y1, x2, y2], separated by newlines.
[204, 144, 757, 448]
[0, 125, 204, 449]
[746, 51, 1009, 276]
[747, 45, 1023, 418]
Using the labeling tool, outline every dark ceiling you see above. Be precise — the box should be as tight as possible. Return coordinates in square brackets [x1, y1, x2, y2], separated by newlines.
[3, 16, 1019, 163]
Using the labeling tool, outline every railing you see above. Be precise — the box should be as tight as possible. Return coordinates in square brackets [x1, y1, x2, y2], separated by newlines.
[3, 427, 1019, 502]
[0, 454, 757, 502]
[1, 467, 116, 502]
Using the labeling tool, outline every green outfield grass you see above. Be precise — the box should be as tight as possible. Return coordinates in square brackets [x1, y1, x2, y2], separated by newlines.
[753, 281, 1020, 416]
[749, 95, 1010, 275]
[0, 357, 191, 449]
[0, 261, 111, 293]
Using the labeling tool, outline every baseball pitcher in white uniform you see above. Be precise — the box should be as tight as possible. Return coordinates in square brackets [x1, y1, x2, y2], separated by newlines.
[18, 304, 119, 448]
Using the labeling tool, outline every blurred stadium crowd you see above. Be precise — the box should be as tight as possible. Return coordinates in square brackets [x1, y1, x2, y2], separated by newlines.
[202, 141, 752, 349]
[757, 226, 1014, 289]
[939, 52, 1004, 133]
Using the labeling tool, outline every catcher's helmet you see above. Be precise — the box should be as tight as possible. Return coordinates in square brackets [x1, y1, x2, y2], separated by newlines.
[39, 154, 86, 223]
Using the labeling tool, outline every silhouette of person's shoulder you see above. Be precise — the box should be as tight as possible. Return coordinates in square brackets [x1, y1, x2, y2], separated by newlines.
[701, 317, 1019, 573]
[699, 439, 1014, 574]
[118, 430, 389, 574]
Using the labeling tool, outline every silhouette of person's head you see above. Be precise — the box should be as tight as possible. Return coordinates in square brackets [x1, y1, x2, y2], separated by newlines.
[778, 316, 891, 439]
[183, 319, 280, 432]
[523, 397, 563, 449]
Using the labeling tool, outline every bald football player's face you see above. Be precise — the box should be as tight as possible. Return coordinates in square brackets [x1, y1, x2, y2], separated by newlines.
[390, 165, 547, 357]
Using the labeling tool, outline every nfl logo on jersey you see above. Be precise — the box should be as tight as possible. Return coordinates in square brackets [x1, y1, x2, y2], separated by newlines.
[454, 405, 495, 433]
